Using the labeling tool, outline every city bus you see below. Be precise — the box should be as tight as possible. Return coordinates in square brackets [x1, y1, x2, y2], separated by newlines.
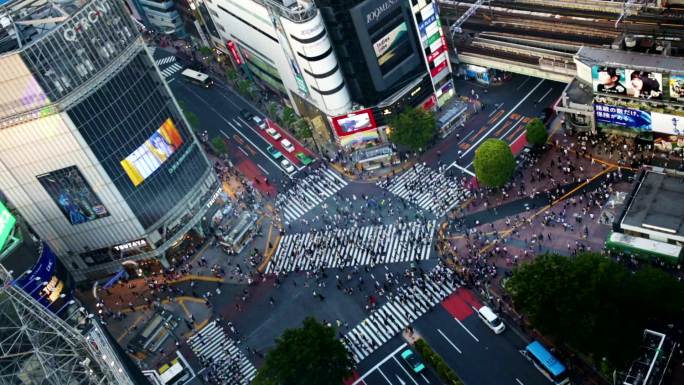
[522, 341, 570, 385]
[180, 69, 213, 88]
[605, 231, 682, 265]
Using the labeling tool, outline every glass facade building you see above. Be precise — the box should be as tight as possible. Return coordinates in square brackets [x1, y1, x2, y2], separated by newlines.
[0, 0, 217, 282]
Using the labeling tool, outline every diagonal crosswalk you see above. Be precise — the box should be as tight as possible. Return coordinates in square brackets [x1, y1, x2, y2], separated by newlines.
[266, 220, 436, 274]
[188, 321, 256, 385]
[155, 56, 177, 66]
[377, 162, 469, 218]
[160, 63, 183, 79]
[341, 265, 459, 363]
[276, 167, 348, 222]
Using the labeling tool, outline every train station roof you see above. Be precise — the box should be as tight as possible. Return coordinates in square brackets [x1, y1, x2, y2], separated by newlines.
[576, 46, 684, 74]
[621, 170, 684, 238]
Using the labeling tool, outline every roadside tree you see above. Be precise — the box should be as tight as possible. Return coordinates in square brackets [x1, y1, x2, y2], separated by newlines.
[253, 317, 353, 385]
[525, 117, 548, 146]
[388, 107, 437, 152]
[473, 139, 515, 187]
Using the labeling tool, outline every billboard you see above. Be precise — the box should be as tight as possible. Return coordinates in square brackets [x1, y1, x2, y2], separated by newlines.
[120, 118, 184, 187]
[594, 104, 651, 131]
[625, 69, 663, 99]
[652, 112, 684, 136]
[332, 109, 377, 137]
[37, 166, 110, 225]
[670, 75, 684, 101]
[591, 66, 627, 95]
[373, 22, 409, 67]
[0, 201, 16, 251]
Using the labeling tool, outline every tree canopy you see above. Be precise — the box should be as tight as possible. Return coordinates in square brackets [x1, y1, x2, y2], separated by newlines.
[506, 252, 684, 367]
[253, 317, 353, 385]
[389, 107, 437, 152]
[525, 117, 548, 146]
[473, 139, 515, 187]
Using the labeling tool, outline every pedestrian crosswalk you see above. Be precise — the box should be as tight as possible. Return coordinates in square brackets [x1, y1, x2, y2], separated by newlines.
[188, 320, 256, 385]
[266, 219, 436, 274]
[377, 162, 469, 218]
[155, 56, 176, 66]
[160, 63, 183, 79]
[276, 167, 348, 222]
[341, 265, 459, 362]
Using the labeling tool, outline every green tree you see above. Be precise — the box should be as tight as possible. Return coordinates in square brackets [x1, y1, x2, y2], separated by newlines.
[253, 317, 353, 385]
[199, 46, 213, 56]
[525, 117, 548, 146]
[210, 137, 227, 154]
[226, 67, 238, 84]
[473, 139, 515, 187]
[388, 107, 437, 152]
[296, 119, 313, 139]
[282, 107, 298, 128]
[507, 252, 684, 366]
[178, 100, 200, 133]
[237, 80, 253, 98]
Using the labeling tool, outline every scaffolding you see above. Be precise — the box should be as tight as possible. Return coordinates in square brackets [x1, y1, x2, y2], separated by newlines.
[0, 266, 134, 385]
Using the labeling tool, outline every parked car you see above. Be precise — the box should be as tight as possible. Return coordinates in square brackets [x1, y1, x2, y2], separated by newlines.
[280, 159, 295, 174]
[240, 109, 253, 120]
[296, 152, 313, 165]
[266, 145, 282, 159]
[477, 305, 506, 334]
[400, 348, 425, 374]
[266, 128, 282, 140]
[280, 138, 295, 153]
[252, 116, 267, 129]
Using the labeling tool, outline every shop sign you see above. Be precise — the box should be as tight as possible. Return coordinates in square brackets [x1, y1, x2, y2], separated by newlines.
[113, 239, 147, 252]
[206, 187, 222, 208]
[226, 40, 242, 65]
[63, 2, 111, 42]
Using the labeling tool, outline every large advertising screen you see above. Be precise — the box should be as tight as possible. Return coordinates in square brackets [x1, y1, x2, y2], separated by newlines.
[37, 166, 110, 225]
[373, 22, 409, 67]
[332, 109, 377, 137]
[594, 103, 684, 135]
[670, 75, 684, 101]
[0, 201, 16, 251]
[592, 66, 663, 99]
[120, 118, 184, 187]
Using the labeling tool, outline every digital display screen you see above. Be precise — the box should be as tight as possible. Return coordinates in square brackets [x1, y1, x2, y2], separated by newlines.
[670, 75, 684, 101]
[592, 66, 627, 95]
[373, 22, 408, 66]
[37, 166, 109, 225]
[592, 66, 663, 99]
[332, 109, 377, 137]
[120, 118, 184, 186]
[595, 103, 684, 135]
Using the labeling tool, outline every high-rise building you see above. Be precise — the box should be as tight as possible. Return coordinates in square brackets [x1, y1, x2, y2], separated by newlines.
[204, 0, 453, 149]
[0, 0, 218, 282]
[127, 0, 187, 36]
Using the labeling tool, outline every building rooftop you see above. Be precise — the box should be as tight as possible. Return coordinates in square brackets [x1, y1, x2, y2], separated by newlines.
[576, 46, 684, 74]
[622, 170, 684, 237]
[564, 77, 594, 105]
[0, 0, 88, 55]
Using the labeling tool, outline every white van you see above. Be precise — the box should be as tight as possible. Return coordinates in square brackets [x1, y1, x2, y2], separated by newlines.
[477, 306, 505, 334]
[252, 116, 267, 130]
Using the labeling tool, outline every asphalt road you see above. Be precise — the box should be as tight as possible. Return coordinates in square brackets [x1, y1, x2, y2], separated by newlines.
[353, 338, 442, 385]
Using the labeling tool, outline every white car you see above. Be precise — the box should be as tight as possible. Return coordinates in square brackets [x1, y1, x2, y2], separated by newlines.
[280, 159, 296, 174]
[477, 305, 505, 334]
[252, 116, 267, 130]
[266, 128, 281, 140]
[280, 138, 295, 153]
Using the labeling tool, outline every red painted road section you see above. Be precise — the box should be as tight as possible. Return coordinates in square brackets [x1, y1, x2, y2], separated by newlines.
[261, 119, 315, 165]
[510, 131, 529, 155]
[342, 371, 363, 385]
[441, 288, 483, 321]
[220, 136, 277, 196]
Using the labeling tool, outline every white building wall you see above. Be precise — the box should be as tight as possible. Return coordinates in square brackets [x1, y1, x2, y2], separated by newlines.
[0, 113, 144, 260]
[281, 12, 351, 116]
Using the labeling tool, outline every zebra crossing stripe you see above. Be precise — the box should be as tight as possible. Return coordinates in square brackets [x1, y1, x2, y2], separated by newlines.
[155, 56, 177, 66]
[265, 220, 436, 274]
[188, 321, 256, 384]
[277, 167, 348, 222]
[341, 274, 458, 362]
[161, 63, 183, 78]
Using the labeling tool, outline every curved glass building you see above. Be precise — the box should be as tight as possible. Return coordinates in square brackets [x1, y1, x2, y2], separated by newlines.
[0, 0, 218, 282]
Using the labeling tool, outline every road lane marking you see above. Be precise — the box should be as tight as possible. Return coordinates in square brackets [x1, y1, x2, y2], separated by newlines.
[516, 77, 530, 90]
[459, 78, 545, 159]
[454, 318, 480, 342]
[537, 88, 553, 104]
[420, 373, 430, 383]
[458, 130, 475, 144]
[499, 116, 526, 141]
[395, 374, 406, 385]
[392, 356, 420, 385]
[237, 146, 249, 156]
[488, 103, 504, 117]
[437, 329, 463, 354]
[351, 343, 408, 385]
[450, 162, 475, 177]
[378, 368, 393, 385]
[516, 378, 524, 385]
[257, 164, 270, 175]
